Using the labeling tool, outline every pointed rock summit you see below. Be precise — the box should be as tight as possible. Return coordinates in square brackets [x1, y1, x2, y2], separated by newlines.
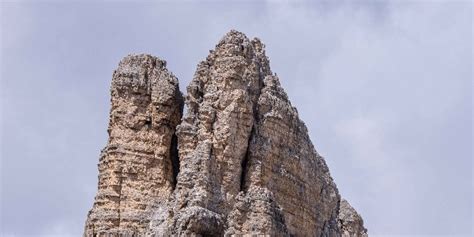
[85, 30, 367, 236]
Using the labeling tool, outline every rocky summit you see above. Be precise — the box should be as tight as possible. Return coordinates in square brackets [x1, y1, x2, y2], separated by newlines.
[84, 30, 367, 237]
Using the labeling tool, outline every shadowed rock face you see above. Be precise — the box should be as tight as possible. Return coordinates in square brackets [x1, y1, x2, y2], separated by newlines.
[85, 30, 367, 237]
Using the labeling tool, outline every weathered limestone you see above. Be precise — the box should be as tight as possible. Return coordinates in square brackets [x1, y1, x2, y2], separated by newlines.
[338, 199, 368, 237]
[84, 54, 183, 236]
[85, 30, 367, 237]
[225, 72, 341, 236]
[160, 31, 273, 236]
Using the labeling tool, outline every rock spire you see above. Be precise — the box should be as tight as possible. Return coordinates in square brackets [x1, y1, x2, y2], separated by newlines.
[85, 30, 367, 237]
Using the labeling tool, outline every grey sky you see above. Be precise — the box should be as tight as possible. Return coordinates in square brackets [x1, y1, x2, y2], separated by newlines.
[1, 1, 472, 236]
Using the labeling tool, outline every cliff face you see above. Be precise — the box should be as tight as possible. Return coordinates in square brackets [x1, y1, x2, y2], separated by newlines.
[85, 30, 367, 237]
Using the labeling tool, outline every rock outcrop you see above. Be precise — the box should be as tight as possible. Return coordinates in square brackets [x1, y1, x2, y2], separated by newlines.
[338, 199, 368, 237]
[85, 30, 367, 236]
[84, 55, 183, 236]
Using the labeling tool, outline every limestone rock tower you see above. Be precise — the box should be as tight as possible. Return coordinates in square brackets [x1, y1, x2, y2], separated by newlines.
[85, 30, 367, 237]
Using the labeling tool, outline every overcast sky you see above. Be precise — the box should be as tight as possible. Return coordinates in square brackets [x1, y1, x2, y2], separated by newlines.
[1, 1, 472, 236]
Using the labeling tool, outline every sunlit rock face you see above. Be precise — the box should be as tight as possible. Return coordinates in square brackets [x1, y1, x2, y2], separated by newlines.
[85, 30, 367, 237]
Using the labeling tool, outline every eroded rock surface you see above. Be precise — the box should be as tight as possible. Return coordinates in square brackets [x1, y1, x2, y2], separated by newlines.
[85, 30, 367, 237]
[84, 54, 183, 236]
[338, 199, 368, 237]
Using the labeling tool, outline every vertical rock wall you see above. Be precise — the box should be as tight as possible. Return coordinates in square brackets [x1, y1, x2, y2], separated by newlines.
[226, 73, 340, 236]
[85, 31, 367, 237]
[164, 31, 271, 236]
[84, 55, 183, 236]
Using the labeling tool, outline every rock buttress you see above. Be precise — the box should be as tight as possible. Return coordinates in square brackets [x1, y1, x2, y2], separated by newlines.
[338, 199, 368, 237]
[160, 30, 272, 236]
[225, 73, 341, 236]
[84, 54, 183, 236]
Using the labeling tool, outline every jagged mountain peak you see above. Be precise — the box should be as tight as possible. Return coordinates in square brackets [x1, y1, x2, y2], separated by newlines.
[84, 31, 367, 237]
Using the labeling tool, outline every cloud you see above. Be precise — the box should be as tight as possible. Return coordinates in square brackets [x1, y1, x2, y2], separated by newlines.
[248, 1, 472, 235]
